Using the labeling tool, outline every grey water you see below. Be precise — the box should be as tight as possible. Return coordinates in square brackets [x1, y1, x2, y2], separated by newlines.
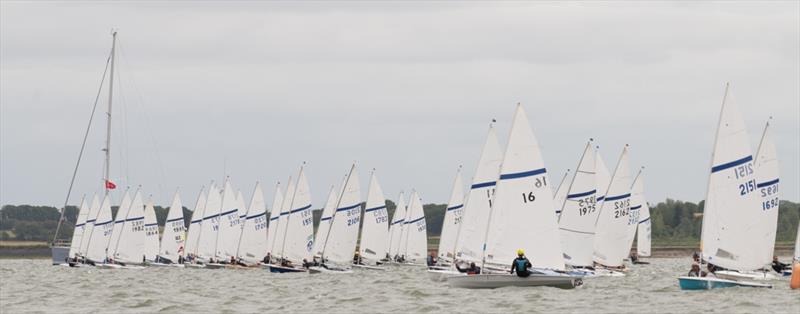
[1, 258, 798, 313]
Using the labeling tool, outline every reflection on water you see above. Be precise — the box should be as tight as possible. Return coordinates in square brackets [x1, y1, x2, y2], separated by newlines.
[1, 258, 798, 313]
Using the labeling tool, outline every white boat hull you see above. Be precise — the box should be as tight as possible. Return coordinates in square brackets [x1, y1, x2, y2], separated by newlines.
[185, 263, 206, 269]
[427, 269, 464, 282]
[714, 270, 780, 281]
[447, 273, 582, 289]
[309, 266, 353, 274]
[148, 262, 184, 268]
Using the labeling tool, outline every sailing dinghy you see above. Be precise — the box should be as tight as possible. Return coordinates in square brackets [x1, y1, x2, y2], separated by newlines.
[143, 199, 160, 264]
[234, 182, 268, 267]
[629, 168, 651, 265]
[152, 191, 186, 267]
[184, 187, 207, 268]
[397, 191, 428, 266]
[447, 104, 581, 289]
[678, 84, 774, 290]
[592, 145, 634, 275]
[65, 196, 89, 266]
[435, 167, 465, 267]
[387, 192, 407, 262]
[268, 166, 314, 273]
[310, 164, 361, 274]
[354, 170, 390, 271]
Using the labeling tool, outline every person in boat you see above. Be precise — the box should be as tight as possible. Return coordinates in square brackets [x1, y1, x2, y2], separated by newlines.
[510, 249, 532, 278]
[692, 252, 700, 263]
[280, 258, 293, 267]
[263, 253, 272, 264]
[771, 256, 790, 273]
[456, 262, 481, 275]
[687, 263, 706, 277]
[427, 252, 437, 267]
[629, 252, 639, 263]
[302, 259, 312, 269]
[177, 255, 184, 264]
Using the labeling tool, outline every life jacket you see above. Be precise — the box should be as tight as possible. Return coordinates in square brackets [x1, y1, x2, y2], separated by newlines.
[514, 258, 528, 272]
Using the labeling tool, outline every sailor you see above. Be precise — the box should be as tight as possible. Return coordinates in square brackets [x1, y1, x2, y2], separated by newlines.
[510, 249, 532, 278]
[456, 262, 481, 275]
[687, 263, 702, 277]
[771, 256, 790, 273]
[302, 259, 312, 269]
[692, 252, 700, 263]
[427, 252, 437, 266]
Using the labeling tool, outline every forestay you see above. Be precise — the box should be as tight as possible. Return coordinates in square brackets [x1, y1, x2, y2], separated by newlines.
[483, 104, 564, 271]
[754, 120, 780, 266]
[403, 191, 428, 264]
[558, 140, 599, 267]
[437, 168, 464, 264]
[454, 125, 502, 265]
[68, 196, 88, 259]
[593, 145, 633, 267]
[237, 182, 268, 263]
[700, 86, 763, 271]
[144, 200, 160, 262]
[359, 171, 389, 264]
[279, 167, 314, 264]
[86, 195, 114, 263]
[112, 190, 145, 263]
[313, 185, 338, 258]
[160, 192, 186, 262]
[184, 188, 206, 258]
[321, 164, 362, 266]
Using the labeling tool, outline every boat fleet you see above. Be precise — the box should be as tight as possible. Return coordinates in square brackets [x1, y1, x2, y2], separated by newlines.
[52, 33, 798, 291]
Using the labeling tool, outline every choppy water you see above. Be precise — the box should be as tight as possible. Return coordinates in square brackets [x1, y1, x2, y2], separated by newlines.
[1, 258, 798, 313]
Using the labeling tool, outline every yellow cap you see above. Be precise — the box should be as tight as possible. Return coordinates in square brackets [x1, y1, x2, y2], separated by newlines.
[517, 249, 525, 255]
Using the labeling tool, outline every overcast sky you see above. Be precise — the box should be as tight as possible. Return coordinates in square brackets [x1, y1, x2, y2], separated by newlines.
[1, 1, 798, 209]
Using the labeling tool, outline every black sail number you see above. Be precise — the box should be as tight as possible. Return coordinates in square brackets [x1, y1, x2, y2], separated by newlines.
[521, 191, 536, 203]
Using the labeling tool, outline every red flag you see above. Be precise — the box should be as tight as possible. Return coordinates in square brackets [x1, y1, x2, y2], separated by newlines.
[105, 180, 117, 190]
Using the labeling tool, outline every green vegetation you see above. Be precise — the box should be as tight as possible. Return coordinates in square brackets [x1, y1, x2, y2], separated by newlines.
[1, 199, 797, 247]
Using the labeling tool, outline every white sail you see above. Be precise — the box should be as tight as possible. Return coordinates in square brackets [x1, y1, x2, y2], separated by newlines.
[636, 193, 651, 257]
[113, 190, 145, 263]
[313, 185, 339, 257]
[437, 168, 465, 264]
[484, 104, 564, 271]
[86, 195, 114, 263]
[143, 199, 160, 262]
[197, 184, 221, 260]
[553, 170, 570, 216]
[236, 182, 268, 263]
[184, 188, 206, 258]
[625, 168, 646, 257]
[754, 120, 780, 266]
[387, 193, 407, 258]
[107, 189, 132, 258]
[360, 171, 390, 264]
[320, 165, 362, 266]
[403, 191, 428, 264]
[593, 145, 633, 267]
[558, 140, 599, 267]
[269, 177, 294, 255]
[596, 151, 611, 205]
[279, 167, 314, 264]
[79, 194, 100, 256]
[701, 85, 763, 271]
[397, 193, 413, 259]
[215, 179, 241, 261]
[265, 182, 282, 256]
[795, 221, 800, 262]
[160, 192, 186, 262]
[454, 125, 503, 264]
[68, 196, 88, 258]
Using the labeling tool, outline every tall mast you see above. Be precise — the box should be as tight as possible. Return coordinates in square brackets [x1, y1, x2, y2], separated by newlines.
[104, 31, 117, 197]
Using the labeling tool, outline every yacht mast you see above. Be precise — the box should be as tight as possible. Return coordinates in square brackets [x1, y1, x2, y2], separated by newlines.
[104, 31, 117, 196]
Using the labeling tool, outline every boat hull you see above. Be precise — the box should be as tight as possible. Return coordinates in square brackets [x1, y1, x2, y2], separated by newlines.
[204, 263, 226, 269]
[714, 270, 779, 281]
[185, 263, 206, 269]
[308, 266, 353, 274]
[267, 264, 307, 273]
[427, 269, 463, 282]
[148, 262, 184, 268]
[677, 276, 772, 290]
[447, 273, 582, 289]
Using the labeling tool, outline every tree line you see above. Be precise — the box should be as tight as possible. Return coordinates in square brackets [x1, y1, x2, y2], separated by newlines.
[1, 199, 797, 246]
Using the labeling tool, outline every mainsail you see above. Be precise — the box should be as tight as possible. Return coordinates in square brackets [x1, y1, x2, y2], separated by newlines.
[160, 191, 186, 262]
[558, 140, 599, 267]
[359, 171, 390, 264]
[320, 164, 362, 266]
[483, 104, 564, 271]
[236, 182, 268, 263]
[754, 120, 780, 266]
[68, 196, 88, 259]
[143, 199, 160, 262]
[592, 145, 633, 268]
[437, 167, 464, 264]
[403, 191, 428, 264]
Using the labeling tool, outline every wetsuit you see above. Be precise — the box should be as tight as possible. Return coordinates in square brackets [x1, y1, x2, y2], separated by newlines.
[772, 260, 789, 273]
[511, 257, 532, 278]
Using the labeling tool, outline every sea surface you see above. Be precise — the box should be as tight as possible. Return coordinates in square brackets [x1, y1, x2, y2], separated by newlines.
[1, 258, 798, 313]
